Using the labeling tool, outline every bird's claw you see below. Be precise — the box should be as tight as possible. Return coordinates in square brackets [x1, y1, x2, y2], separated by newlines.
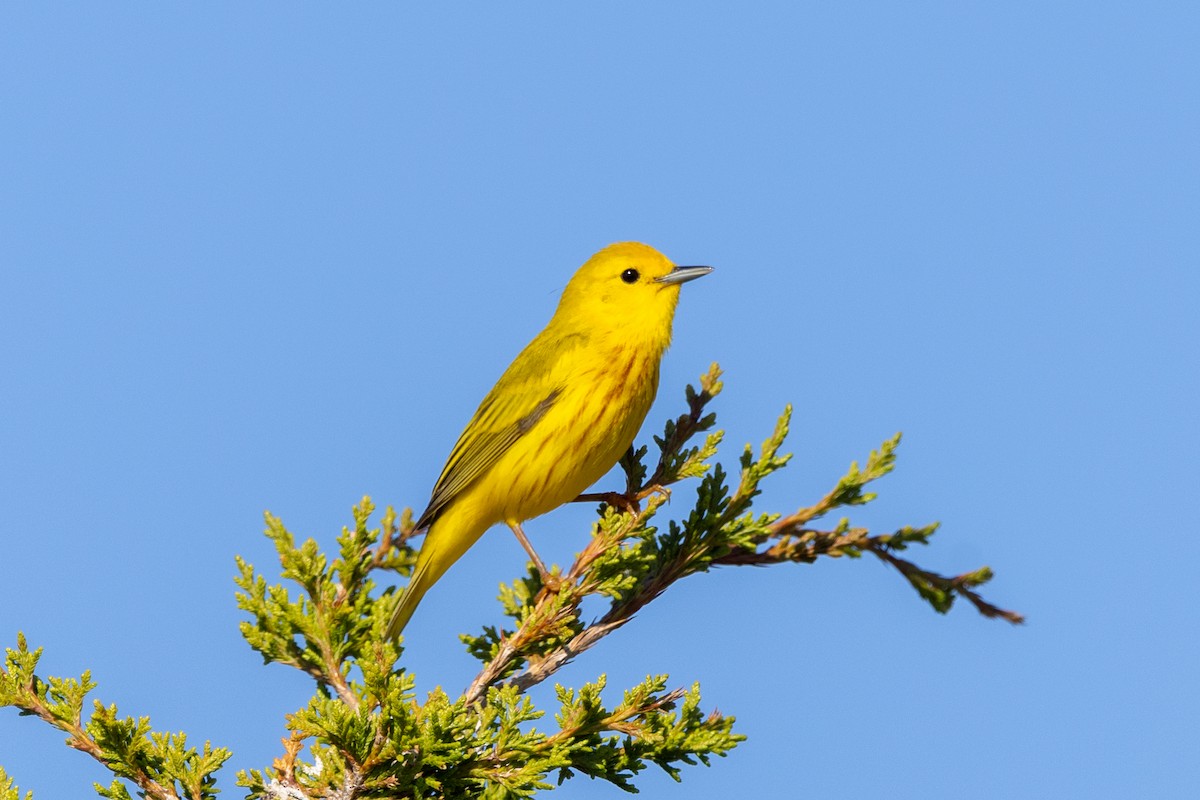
[574, 485, 671, 516]
[636, 484, 671, 506]
[537, 569, 566, 594]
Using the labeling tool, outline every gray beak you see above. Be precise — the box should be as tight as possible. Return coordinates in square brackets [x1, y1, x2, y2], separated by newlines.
[655, 265, 714, 285]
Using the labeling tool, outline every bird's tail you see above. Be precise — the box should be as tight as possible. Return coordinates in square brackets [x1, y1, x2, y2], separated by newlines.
[385, 510, 489, 641]
[385, 559, 431, 640]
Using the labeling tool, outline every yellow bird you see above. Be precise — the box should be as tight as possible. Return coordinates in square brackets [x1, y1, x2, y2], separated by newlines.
[386, 242, 712, 639]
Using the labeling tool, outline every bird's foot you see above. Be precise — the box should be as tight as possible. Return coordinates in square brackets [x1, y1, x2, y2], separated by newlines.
[536, 568, 566, 594]
[573, 485, 670, 515]
[574, 490, 639, 514]
[604, 491, 642, 514]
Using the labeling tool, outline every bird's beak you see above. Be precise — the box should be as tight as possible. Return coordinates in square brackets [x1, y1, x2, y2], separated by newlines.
[655, 265, 714, 285]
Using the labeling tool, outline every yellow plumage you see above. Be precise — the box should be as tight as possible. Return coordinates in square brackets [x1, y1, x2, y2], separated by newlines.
[386, 242, 711, 639]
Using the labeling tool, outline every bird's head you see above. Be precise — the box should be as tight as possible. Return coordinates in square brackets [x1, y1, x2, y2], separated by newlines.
[552, 242, 712, 345]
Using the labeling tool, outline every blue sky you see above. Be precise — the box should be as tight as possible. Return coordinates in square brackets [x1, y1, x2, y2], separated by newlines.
[2, 3, 1197, 797]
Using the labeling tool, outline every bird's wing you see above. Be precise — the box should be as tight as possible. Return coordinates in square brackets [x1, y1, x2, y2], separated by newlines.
[414, 331, 584, 529]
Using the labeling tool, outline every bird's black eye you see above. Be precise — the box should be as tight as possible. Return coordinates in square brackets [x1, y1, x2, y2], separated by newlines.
[621, 268, 640, 284]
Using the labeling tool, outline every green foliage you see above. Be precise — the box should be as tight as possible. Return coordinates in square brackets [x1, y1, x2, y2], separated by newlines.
[1, 364, 1020, 798]
[234, 502, 414, 702]
[0, 767, 32, 800]
[0, 633, 231, 800]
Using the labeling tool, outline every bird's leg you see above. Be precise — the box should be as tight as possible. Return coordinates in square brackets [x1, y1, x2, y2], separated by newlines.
[506, 521, 558, 589]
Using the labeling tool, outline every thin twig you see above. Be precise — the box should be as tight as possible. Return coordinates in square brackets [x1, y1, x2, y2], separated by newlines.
[15, 689, 181, 800]
[869, 548, 1026, 624]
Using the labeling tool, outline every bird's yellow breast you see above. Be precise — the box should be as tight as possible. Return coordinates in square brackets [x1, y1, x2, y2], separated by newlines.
[479, 341, 661, 524]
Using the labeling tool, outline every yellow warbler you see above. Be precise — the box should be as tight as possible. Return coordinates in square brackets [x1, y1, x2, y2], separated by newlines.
[387, 242, 711, 639]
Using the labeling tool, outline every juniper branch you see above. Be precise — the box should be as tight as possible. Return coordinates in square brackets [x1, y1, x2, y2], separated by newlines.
[461, 368, 1020, 706]
[0, 768, 32, 800]
[0, 634, 231, 800]
[5, 366, 1006, 799]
